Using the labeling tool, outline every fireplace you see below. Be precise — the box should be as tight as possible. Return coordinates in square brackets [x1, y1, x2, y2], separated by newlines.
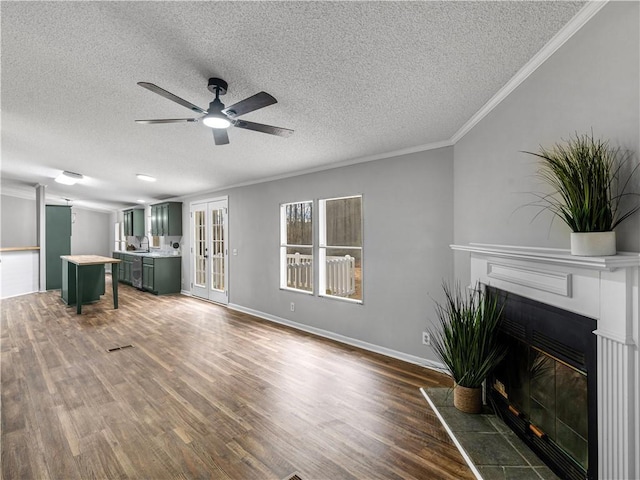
[487, 286, 597, 480]
[451, 243, 640, 479]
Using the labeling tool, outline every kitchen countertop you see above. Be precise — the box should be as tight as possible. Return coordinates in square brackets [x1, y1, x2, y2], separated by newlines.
[114, 250, 181, 258]
[64, 254, 121, 265]
[0, 246, 40, 252]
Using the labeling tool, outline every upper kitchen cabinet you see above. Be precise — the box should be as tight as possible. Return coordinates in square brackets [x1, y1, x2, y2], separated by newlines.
[151, 202, 182, 236]
[123, 208, 145, 237]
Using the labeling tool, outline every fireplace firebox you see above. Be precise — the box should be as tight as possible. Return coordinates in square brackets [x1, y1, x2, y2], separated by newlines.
[487, 286, 597, 480]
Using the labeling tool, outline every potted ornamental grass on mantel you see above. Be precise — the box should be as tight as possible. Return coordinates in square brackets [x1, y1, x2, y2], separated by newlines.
[429, 282, 506, 414]
[524, 132, 640, 256]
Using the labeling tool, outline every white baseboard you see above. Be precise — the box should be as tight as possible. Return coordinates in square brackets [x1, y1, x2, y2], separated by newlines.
[227, 303, 448, 374]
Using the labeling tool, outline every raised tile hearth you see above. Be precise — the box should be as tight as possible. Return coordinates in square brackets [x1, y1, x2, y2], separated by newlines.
[422, 387, 559, 480]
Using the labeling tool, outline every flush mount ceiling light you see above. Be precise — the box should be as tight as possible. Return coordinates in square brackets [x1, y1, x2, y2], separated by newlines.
[136, 174, 156, 182]
[136, 199, 146, 203]
[55, 171, 84, 185]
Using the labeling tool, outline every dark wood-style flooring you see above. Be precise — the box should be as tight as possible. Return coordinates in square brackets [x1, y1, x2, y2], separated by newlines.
[1, 277, 473, 479]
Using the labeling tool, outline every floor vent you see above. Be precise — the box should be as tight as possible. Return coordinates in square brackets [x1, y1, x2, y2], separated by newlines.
[107, 344, 134, 352]
[284, 474, 302, 480]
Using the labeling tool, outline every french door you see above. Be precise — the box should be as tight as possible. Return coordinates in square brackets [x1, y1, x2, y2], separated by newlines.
[191, 198, 228, 304]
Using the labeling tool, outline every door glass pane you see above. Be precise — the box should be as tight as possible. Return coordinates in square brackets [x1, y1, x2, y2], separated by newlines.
[194, 210, 206, 287]
[210, 208, 225, 292]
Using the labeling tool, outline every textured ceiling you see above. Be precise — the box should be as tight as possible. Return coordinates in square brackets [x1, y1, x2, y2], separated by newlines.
[1, 1, 586, 212]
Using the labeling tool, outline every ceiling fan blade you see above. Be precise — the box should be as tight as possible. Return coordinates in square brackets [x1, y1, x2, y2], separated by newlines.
[234, 120, 294, 137]
[137, 82, 207, 115]
[222, 92, 277, 118]
[213, 128, 230, 145]
[135, 118, 198, 124]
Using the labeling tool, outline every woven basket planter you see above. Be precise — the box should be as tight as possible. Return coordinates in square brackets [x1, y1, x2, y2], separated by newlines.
[453, 384, 482, 414]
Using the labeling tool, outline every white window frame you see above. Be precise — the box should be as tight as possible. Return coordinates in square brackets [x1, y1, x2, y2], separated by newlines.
[280, 200, 314, 294]
[318, 195, 363, 304]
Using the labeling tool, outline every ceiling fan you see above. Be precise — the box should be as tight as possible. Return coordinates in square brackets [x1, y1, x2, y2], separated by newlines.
[135, 78, 294, 145]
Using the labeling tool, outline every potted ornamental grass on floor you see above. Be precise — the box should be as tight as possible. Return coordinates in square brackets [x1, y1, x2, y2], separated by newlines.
[429, 282, 506, 414]
[525, 132, 640, 256]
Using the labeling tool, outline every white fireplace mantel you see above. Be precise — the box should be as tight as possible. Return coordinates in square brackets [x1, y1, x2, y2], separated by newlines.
[452, 243, 640, 480]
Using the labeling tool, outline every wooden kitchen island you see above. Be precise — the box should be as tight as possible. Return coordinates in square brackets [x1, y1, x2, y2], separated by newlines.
[60, 255, 121, 314]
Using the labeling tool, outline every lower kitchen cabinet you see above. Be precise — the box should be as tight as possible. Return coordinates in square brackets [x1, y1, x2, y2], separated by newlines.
[123, 255, 133, 284]
[61, 259, 105, 306]
[142, 256, 181, 295]
[113, 252, 180, 294]
[142, 258, 154, 291]
[113, 252, 133, 285]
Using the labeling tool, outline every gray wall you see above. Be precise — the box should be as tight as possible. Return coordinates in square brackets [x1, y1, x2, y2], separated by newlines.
[182, 147, 454, 361]
[1, 193, 113, 260]
[1, 195, 37, 247]
[453, 1, 640, 281]
[70, 207, 112, 257]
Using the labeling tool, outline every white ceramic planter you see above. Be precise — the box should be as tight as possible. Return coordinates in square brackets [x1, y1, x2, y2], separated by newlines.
[570, 231, 616, 256]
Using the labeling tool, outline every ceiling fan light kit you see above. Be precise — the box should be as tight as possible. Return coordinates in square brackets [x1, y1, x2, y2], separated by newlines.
[55, 170, 84, 185]
[136, 174, 157, 182]
[203, 115, 231, 129]
[136, 77, 293, 145]
[203, 99, 231, 129]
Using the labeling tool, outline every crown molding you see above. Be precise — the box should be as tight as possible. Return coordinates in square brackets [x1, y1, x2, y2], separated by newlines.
[180, 139, 454, 201]
[450, 0, 609, 145]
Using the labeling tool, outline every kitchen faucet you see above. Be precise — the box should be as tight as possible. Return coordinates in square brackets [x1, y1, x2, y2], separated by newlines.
[140, 236, 150, 252]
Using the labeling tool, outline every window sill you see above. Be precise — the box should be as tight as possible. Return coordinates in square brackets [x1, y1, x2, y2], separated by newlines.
[319, 294, 363, 305]
[280, 286, 314, 295]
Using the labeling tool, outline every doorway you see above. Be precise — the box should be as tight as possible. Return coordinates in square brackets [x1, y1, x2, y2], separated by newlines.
[191, 197, 228, 304]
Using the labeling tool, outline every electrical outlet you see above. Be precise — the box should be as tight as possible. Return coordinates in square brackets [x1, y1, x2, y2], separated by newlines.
[290, 302, 295, 312]
[422, 331, 431, 345]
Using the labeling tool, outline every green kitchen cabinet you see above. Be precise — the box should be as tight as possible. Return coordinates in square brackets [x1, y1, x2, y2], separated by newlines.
[122, 254, 133, 284]
[142, 258, 154, 291]
[123, 208, 145, 237]
[142, 256, 181, 295]
[61, 259, 105, 306]
[113, 252, 132, 284]
[150, 202, 182, 236]
[113, 252, 125, 283]
[46, 205, 71, 290]
[123, 210, 130, 236]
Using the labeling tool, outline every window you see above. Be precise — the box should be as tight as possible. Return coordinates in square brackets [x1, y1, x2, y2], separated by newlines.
[319, 195, 362, 302]
[280, 201, 313, 293]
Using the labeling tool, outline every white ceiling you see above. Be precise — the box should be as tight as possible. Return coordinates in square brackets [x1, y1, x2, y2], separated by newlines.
[1, 1, 586, 212]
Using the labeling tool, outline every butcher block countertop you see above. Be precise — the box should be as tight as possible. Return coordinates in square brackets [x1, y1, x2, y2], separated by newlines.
[61, 255, 121, 265]
[0, 246, 40, 252]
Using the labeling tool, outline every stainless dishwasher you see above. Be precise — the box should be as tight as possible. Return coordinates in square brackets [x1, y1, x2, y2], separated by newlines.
[131, 256, 143, 289]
